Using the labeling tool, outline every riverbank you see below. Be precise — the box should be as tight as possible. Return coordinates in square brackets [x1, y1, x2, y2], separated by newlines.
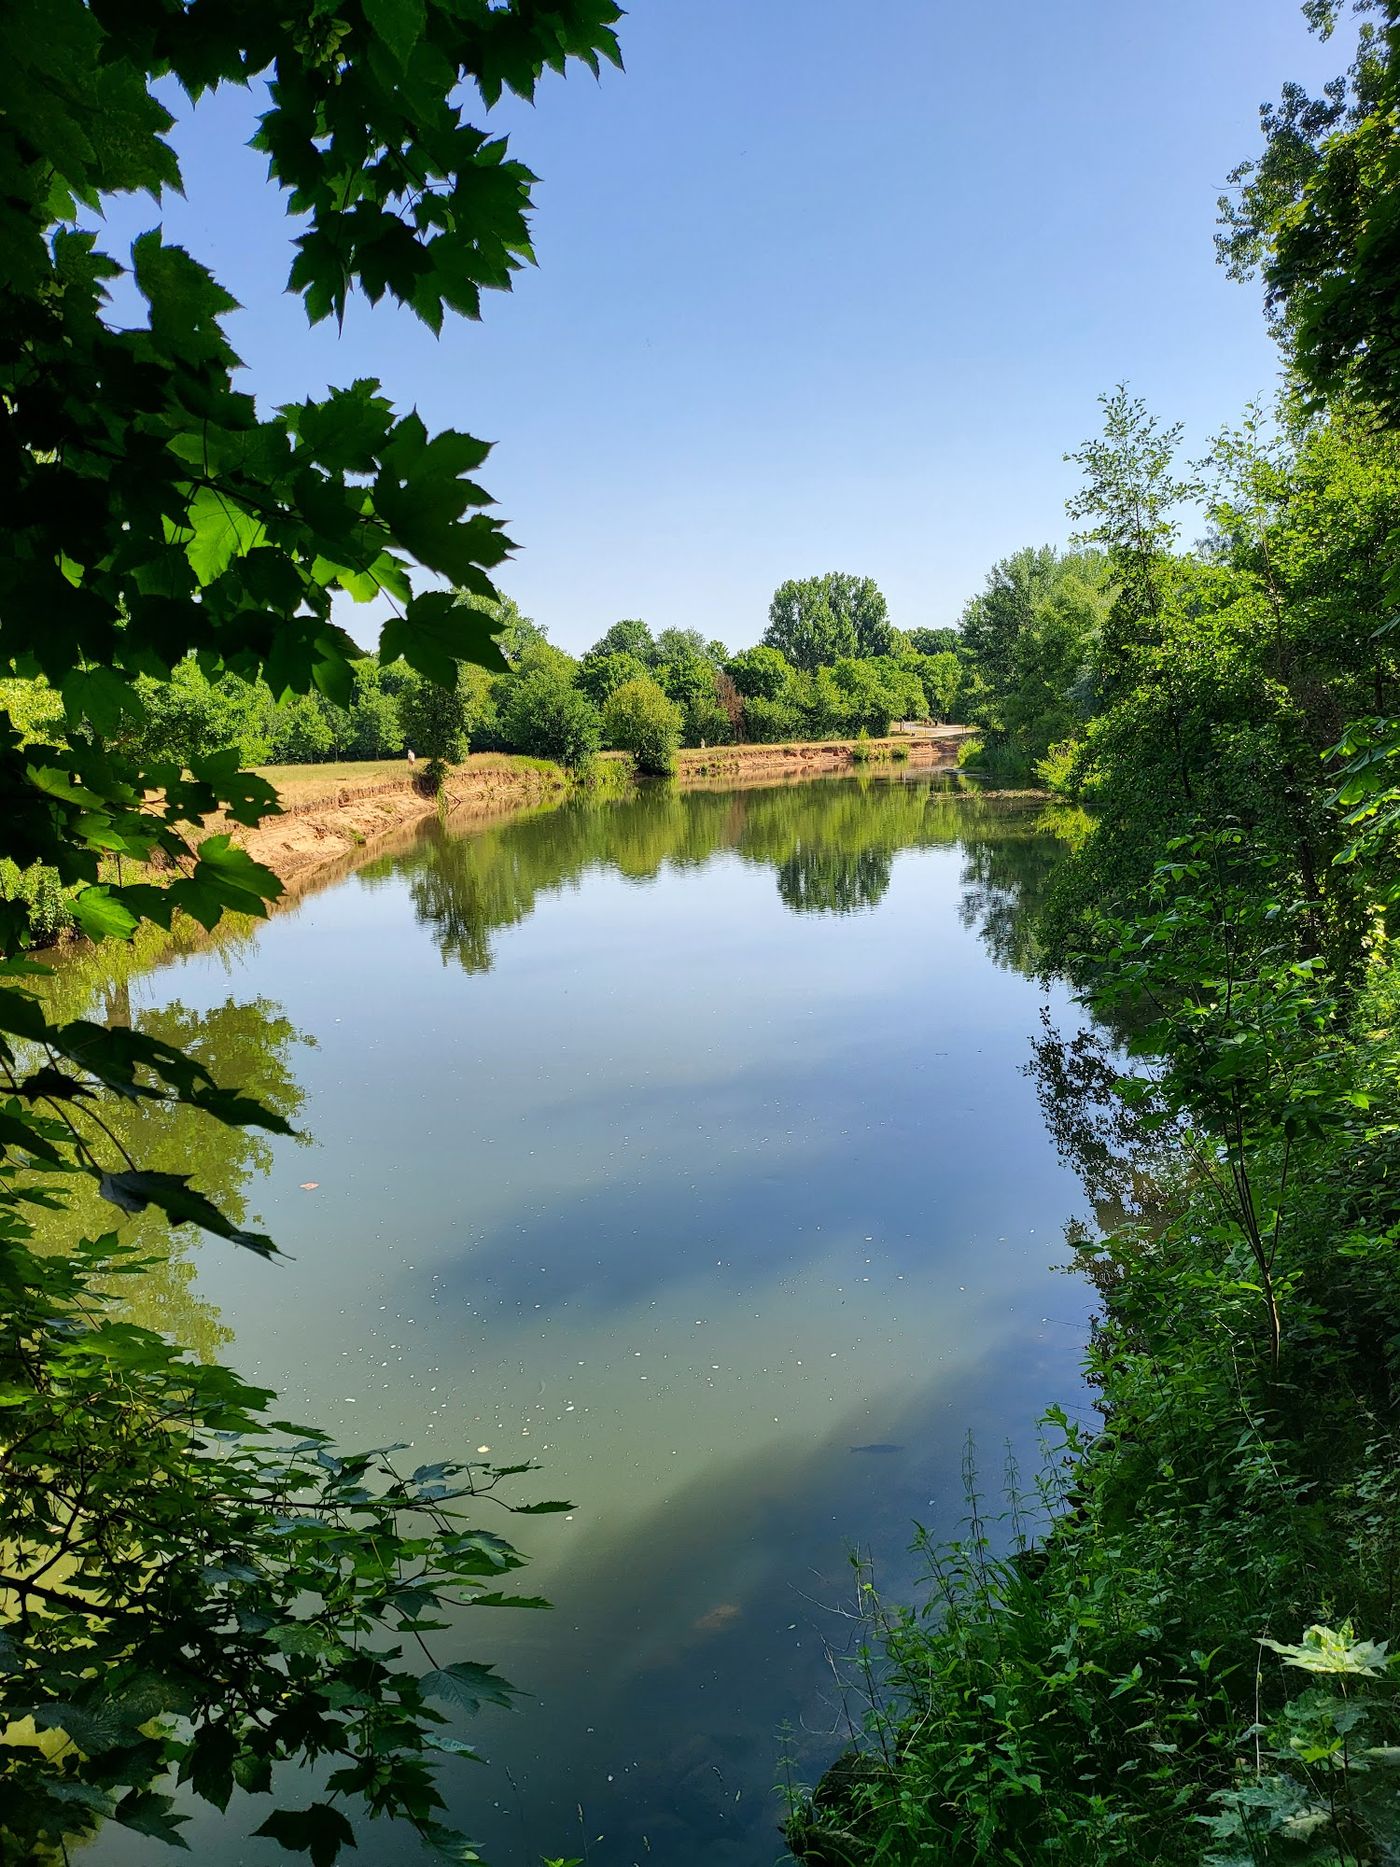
[783, 923, 1400, 1866]
[233, 752, 573, 891]
[232, 732, 974, 893]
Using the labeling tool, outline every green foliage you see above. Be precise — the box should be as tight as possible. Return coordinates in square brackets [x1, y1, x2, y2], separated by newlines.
[792, 53, 1400, 1848]
[788, 865, 1400, 1862]
[763, 574, 893, 671]
[1036, 391, 1396, 972]
[956, 543, 1112, 771]
[399, 667, 472, 765]
[742, 694, 803, 743]
[725, 644, 794, 701]
[0, 861, 74, 945]
[905, 626, 963, 658]
[601, 675, 683, 775]
[914, 648, 963, 719]
[831, 658, 897, 735]
[588, 618, 656, 662]
[0, 1231, 565, 1865]
[499, 670, 601, 770]
[1217, 5, 1400, 418]
[0, 0, 625, 1857]
[0, 679, 65, 746]
[577, 648, 650, 707]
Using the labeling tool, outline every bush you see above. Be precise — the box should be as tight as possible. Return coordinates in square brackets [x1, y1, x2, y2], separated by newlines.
[742, 694, 801, 743]
[499, 670, 600, 769]
[602, 676, 683, 775]
[0, 858, 74, 944]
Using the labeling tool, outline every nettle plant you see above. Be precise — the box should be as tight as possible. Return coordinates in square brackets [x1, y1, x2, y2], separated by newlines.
[0, 1, 621, 1860]
[1202, 1622, 1400, 1866]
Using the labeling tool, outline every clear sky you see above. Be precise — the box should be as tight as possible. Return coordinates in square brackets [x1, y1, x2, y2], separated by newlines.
[110, 2, 1351, 653]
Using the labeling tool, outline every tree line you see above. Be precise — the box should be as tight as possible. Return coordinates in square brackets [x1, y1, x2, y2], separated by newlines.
[3, 576, 967, 787]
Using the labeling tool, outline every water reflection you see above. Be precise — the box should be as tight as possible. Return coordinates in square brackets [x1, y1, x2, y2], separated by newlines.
[80, 773, 1096, 1867]
[29, 972, 309, 1359]
[370, 776, 1069, 973]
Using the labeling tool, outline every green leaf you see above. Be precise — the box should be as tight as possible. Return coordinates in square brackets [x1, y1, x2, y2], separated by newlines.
[363, 0, 426, 70]
[61, 665, 146, 737]
[71, 885, 139, 943]
[113, 1791, 191, 1848]
[189, 834, 284, 910]
[45, 1781, 117, 1818]
[421, 1661, 521, 1714]
[254, 1803, 358, 1867]
[182, 1721, 236, 1811]
[98, 1170, 279, 1257]
[133, 229, 240, 369]
[181, 485, 268, 585]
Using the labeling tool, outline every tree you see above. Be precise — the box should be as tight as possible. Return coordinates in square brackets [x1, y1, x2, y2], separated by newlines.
[791, 665, 852, 738]
[500, 670, 600, 768]
[763, 573, 892, 669]
[602, 675, 683, 775]
[726, 644, 793, 701]
[590, 618, 656, 662]
[653, 625, 715, 667]
[488, 597, 554, 667]
[914, 650, 963, 719]
[578, 648, 650, 706]
[345, 659, 405, 759]
[832, 658, 898, 735]
[764, 579, 852, 671]
[1217, 5, 1399, 418]
[399, 668, 471, 765]
[824, 572, 895, 657]
[268, 690, 335, 764]
[0, 2, 622, 1859]
[742, 694, 802, 742]
[906, 626, 963, 658]
[714, 669, 745, 740]
[959, 546, 1064, 712]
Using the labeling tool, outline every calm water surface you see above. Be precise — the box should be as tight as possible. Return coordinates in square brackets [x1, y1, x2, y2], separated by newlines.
[78, 774, 1099, 1867]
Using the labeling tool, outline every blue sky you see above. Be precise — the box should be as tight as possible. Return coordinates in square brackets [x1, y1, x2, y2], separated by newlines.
[116, 2, 1351, 652]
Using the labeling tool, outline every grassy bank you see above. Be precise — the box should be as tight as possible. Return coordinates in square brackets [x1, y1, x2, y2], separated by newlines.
[786, 891, 1400, 1866]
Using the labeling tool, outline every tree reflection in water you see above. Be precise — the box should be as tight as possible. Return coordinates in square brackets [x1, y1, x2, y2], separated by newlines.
[371, 774, 1078, 973]
[28, 949, 309, 1358]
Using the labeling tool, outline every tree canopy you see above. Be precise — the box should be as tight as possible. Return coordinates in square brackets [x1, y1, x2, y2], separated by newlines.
[0, 3, 621, 1860]
[762, 573, 894, 670]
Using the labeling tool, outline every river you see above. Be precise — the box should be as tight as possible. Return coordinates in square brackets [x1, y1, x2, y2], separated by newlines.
[72, 771, 1100, 1867]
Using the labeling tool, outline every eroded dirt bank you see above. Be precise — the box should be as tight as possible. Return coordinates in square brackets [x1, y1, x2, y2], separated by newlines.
[235, 758, 570, 892]
[235, 731, 976, 894]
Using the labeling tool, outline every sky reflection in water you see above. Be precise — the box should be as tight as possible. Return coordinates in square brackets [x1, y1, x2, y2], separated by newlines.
[84, 775, 1099, 1867]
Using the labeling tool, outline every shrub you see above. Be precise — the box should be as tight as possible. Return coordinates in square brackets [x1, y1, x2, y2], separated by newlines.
[499, 670, 600, 769]
[742, 695, 801, 743]
[602, 676, 683, 775]
[0, 859, 73, 944]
